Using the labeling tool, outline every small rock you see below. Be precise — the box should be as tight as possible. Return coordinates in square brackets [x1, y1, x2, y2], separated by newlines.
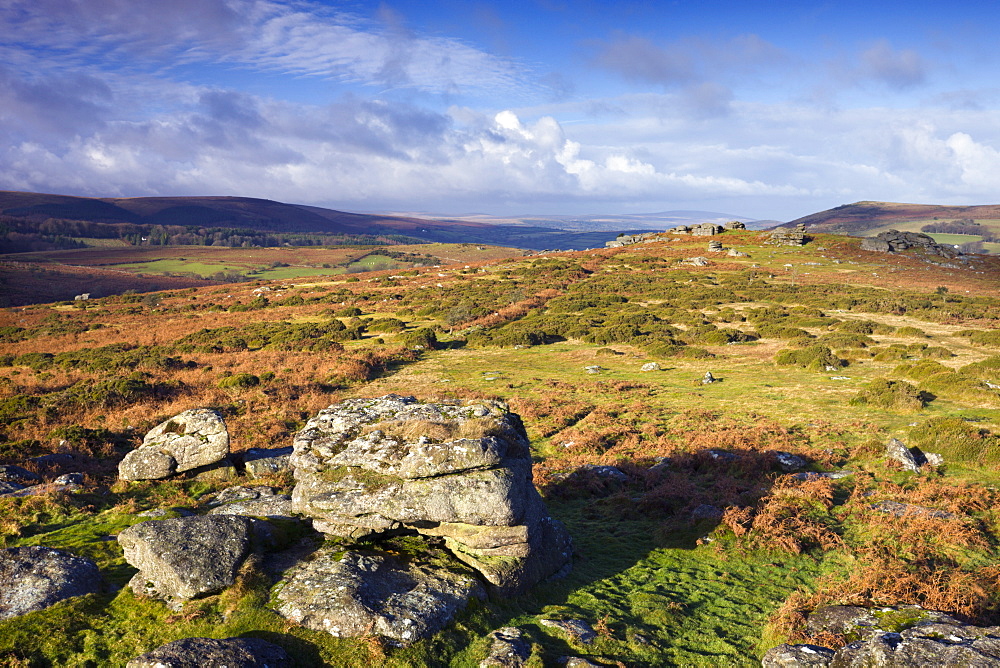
[702, 371, 716, 384]
[761, 643, 836, 667]
[575, 465, 628, 482]
[241, 447, 293, 478]
[707, 449, 738, 462]
[0, 465, 40, 485]
[792, 471, 854, 481]
[119, 409, 229, 481]
[0, 481, 26, 494]
[885, 438, 924, 473]
[207, 485, 282, 507]
[125, 637, 293, 668]
[871, 500, 953, 519]
[0, 547, 102, 621]
[480, 627, 531, 667]
[691, 504, 724, 522]
[54, 472, 84, 485]
[584, 365, 602, 374]
[640, 362, 660, 372]
[207, 497, 295, 520]
[774, 452, 807, 472]
[539, 619, 597, 644]
[560, 658, 602, 668]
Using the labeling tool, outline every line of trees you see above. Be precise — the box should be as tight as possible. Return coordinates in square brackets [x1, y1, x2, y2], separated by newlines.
[0, 215, 422, 253]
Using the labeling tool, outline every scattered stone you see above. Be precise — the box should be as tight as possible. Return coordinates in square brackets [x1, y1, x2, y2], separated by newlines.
[0, 547, 102, 621]
[29, 453, 75, 467]
[584, 365, 602, 374]
[640, 362, 661, 372]
[0, 465, 40, 485]
[683, 256, 710, 266]
[792, 471, 854, 481]
[54, 472, 84, 485]
[871, 500, 954, 519]
[125, 637, 294, 668]
[0, 481, 83, 497]
[573, 465, 628, 482]
[241, 446, 293, 478]
[290, 395, 572, 595]
[702, 371, 716, 384]
[560, 658, 602, 668]
[118, 515, 264, 606]
[273, 546, 485, 645]
[806, 604, 958, 641]
[774, 451, 807, 472]
[208, 497, 294, 519]
[191, 459, 239, 482]
[208, 486, 280, 506]
[480, 627, 531, 667]
[649, 457, 671, 472]
[136, 507, 196, 519]
[707, 239, 724, 252]
[539, 619, 597, 644]
[885, 438, 921, 472]
[761, 643, 836, 667]
[708, 449, 739, 462]
[0, 481, 26, 494]
[725, 220, 747, 230]
[691, 504, 724, 522]
[119, 409, 230, 481]
[727, 248, 749, 257]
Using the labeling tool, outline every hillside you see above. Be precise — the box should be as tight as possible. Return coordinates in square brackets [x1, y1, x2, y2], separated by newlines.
[785, 201, 1000, 236]
[0, 191, 652, 251]
[2, 228, 1000, 665]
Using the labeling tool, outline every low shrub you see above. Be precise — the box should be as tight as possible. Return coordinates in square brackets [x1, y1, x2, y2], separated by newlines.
[217, 373, 260, 390]
[908, 418, 1000, 466]
[399, 327, 439, 350]
[849, 378, 926, 411]
[775, 345, 846, 371]
[895, 326, 928, 338]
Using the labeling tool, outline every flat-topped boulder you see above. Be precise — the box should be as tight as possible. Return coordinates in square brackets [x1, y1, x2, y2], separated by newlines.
[290, 395, 572, 594]
[0, 547, 102, 621]
[126, 637, 293, 668]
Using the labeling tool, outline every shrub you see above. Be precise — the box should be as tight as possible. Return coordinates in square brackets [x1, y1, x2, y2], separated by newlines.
[895, 326, 928, 338]
[218, 373, 260, 390]
[775, 345, 846, 371]
[368, 318, 407, 333]
[957, 329, 1000, 347]
[399, 327, 439, 350]
[817, 332, 876, 349]
[836, 319, 894, 335]
[337, 306, 363, 317]
[908, 418, 1000, 466]
[849, 378, 926, 411]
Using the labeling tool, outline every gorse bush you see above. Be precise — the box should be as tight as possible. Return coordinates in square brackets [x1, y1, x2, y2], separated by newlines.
[217, 373, 260, 390]
[849, 378, 926, 411]
[908, 418, 1000, 467]
[775, 345, 846, 371]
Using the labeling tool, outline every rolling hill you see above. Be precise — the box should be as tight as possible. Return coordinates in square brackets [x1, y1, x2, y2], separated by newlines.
[784, 201, 1000, 236]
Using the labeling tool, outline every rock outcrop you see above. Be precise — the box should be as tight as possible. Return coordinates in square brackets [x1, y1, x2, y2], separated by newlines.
[273, 545, 485, 645]
[0, 546, 102, 620]
[861, 230, 961, 258]
[126, 637, 294, 668]
[118, 515, 266, 606]
[119, 409, 230, 481]
[289, 395, 572, 595]
[767, 224, 809, 246]
[762, 604, 1000, 667]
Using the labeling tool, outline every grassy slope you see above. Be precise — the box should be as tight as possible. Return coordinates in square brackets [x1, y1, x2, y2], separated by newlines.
[1, 231, 1000, 665]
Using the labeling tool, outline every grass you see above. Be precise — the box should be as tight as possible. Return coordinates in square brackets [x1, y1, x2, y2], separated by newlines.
[3, 230, 1000, 665]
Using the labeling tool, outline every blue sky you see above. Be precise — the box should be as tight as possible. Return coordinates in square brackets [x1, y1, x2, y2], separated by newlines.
[2, 0, 999, 221]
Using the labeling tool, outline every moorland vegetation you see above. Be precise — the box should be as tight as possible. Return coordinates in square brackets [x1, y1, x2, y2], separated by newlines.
[1, 228, 1000, 665]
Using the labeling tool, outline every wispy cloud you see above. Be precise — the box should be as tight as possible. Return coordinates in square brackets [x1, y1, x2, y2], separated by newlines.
[0, 0, 525, 94]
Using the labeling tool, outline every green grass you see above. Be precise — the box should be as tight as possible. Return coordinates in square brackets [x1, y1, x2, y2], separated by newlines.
[924, 233, 982, 246]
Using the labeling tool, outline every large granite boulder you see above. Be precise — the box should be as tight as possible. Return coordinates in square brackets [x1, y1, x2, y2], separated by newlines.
[0, 546, 102, 620]
[126, 637, 293, 668]
[273, 545, 485, 645]
[289, 395, 572, 594]
[119, 409, 229, 481]
[118, 515, 264, 606]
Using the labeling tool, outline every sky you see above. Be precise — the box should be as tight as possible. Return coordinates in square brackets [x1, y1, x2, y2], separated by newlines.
[2, 0, 1000, 221]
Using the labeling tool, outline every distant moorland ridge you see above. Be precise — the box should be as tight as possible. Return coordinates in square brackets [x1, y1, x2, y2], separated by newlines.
[785, 201, 1000, 235]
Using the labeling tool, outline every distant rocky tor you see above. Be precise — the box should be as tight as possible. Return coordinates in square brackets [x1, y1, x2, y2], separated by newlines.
[860, 229, 961, 259]
[112, 395, 572, 647]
